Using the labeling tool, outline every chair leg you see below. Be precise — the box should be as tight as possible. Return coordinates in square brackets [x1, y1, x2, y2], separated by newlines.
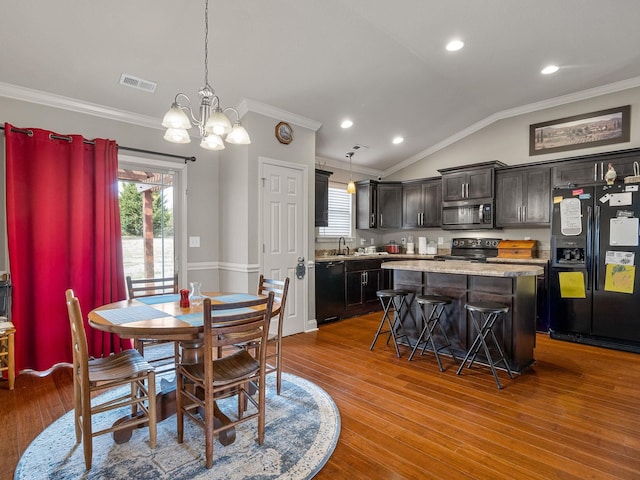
[275, 340, 282, 395]
[7, 332, 14, 390]
[82, 387, 93, 469]
[176, 367, 184, 444]
[147, 372, 157, 449]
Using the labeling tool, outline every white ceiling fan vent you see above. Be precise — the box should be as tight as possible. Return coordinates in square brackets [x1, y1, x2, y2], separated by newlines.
[119, 74, 157, 93]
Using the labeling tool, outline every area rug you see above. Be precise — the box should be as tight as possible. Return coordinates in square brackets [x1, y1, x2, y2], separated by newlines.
[15, 373, 340, 479]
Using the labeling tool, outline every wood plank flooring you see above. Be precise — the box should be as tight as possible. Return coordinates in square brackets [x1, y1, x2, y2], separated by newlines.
[1, 311, 639, 479]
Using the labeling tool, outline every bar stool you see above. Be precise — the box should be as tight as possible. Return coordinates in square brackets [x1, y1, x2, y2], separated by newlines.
[370, 289, 410, 358]
[456, 301, 514, 389]
[408, 295, 457, 371]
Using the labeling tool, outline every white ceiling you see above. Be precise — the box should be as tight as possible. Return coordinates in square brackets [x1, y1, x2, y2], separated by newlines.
[2, 0, 640, 175]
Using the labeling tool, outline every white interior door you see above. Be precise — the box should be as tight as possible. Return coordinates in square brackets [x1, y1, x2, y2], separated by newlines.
[261, 159, 307, 336]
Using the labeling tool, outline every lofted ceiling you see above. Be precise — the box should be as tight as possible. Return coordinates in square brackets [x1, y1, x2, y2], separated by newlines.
[2, 1, 640, 176]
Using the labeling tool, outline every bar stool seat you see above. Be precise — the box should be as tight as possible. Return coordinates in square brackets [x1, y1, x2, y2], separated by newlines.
[456, 301, 513, 389]
[370, 289, 409, 358]
[408, 295, 457, 371]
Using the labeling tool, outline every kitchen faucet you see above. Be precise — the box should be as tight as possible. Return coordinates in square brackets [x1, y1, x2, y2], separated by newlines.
[338, 237, 349, 255]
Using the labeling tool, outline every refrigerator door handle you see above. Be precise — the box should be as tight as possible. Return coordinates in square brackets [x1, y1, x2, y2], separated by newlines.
[594, 205, 601, 290]
[586, 205, 593, 291]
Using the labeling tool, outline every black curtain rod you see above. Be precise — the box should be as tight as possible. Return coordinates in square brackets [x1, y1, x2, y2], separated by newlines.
[0, 125, 196, 164]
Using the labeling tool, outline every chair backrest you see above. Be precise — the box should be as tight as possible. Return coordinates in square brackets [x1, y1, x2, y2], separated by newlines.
[0, 273, 11, 319]
[65, 289, 90, 384]
[257, 275, 290, 331]
[126, 273, 178, 299]
[202, 294, 275, 368]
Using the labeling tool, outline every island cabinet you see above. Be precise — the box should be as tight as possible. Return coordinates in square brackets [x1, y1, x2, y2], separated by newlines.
[551, 149, 640, 187]
[314, 169, 332, 227]
[495, 165, 551, 227]
[402, 177, 442, 228]
[383, 261, 541, 373]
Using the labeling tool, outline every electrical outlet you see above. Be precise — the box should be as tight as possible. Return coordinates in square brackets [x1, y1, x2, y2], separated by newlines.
[438, 237, 444, 245]
[360, 238, 366, 245]
[401, 237, 407, 245]
[370, 238, 375, 245]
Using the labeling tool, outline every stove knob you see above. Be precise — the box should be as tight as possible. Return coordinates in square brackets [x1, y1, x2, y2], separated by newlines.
[492, 240, 500, 247]
[452, 240, 459, 247]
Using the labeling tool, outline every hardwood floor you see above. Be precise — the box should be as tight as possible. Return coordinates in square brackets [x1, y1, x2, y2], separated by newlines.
[2, 312, 639, 479]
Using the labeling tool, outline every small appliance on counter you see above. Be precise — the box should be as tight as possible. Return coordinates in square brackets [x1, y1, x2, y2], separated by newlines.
[384, 241, 401, 254]
[418, 236, 428, 255]
[497, 240, 537, 259]
[406, 235, 415, 254]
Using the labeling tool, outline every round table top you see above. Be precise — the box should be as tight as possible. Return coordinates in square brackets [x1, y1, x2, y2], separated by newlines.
[88, 292, 279, 341]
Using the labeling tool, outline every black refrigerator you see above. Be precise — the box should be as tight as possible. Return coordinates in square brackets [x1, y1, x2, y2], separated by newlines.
[550, 183, 640, 352]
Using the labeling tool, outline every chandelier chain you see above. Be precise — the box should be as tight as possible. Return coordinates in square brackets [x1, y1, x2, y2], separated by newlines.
[204, 0, 209, 87]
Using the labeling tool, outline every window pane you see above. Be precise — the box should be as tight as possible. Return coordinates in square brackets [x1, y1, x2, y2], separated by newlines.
[319, 186, 352, 237]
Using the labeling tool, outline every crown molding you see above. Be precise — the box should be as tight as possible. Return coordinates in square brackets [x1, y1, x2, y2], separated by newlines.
[243, 98, 323, 131]
[0, 81, 162, 130]
[383, 75, 640, 177]
[315, 155, 383, 177]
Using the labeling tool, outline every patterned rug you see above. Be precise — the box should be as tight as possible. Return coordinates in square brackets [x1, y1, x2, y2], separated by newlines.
[15, 373, 340, 479]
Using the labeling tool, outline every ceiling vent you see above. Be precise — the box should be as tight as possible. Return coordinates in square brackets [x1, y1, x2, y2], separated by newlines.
[119, 74, 157, 93]
[352, 144, 368, 150]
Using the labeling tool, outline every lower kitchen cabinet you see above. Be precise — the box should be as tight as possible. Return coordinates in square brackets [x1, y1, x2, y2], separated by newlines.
[345, 259, 383, 315]
[315, 260, 346, 323]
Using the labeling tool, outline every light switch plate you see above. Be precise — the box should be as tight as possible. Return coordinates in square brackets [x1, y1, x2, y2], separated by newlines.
[189, 236, 200, 247]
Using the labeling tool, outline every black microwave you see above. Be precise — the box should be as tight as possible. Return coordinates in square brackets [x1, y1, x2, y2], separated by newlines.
[441, 203, 494, 230]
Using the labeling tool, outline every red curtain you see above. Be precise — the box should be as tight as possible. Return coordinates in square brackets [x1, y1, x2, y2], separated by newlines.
[4, 123, 128, 372]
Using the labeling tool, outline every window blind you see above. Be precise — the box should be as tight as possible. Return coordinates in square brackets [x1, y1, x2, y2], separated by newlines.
[318, 186, 352, 237]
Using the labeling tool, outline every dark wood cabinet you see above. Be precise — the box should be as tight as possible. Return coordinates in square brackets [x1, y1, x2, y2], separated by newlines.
[441, 166, 495, 202]
[314, 169, 332, 227]
[402, 177, 442, 228]
[356, 180, 378, 229]
[377, 183, 402, 229]
[356, 181, 402, 229]
[496, 165, 550, 226]
[551, 150, 640, 187]
[345, 259, 384, 316]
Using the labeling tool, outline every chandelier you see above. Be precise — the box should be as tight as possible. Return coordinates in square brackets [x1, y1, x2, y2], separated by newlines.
[162, 0, 250, 150]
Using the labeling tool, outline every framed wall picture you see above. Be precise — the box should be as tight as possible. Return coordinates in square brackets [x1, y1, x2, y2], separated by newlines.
[275, 121, 293, 144]
[529, 105, 630, 156]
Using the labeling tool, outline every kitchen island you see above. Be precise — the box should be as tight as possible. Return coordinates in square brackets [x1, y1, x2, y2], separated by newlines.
[382, 260, 543, 373]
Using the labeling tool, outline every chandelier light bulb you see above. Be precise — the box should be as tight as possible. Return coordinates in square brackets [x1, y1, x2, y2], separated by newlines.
[200, 133, 225, 150]
[226, 123, 251, 145]
[162, 103, 192, 129]
[347, 179, 356, 194]
[163, 128, 191, 144]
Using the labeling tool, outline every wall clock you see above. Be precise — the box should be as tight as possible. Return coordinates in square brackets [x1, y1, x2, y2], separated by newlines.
[275, 121, 293, 144]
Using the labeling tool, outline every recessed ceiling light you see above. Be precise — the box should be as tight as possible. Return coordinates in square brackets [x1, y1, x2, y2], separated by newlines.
[541, 65, 559, 75]
[446, 39, 464, 52]
[392, 136, 404, 145]
[341, 119, 353, 129]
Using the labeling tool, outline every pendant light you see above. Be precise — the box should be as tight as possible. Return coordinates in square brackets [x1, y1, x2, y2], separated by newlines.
[346, 152, 356, 194]
[162, 0, 250, 150]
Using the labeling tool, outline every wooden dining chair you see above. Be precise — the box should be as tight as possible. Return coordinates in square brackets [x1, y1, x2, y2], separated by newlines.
[0, 274, 15, 390]
[257, 275, 290, 394]
[176, 293, 274, 469]
[126, 274, 179, 372]
[65, 289, 157, 469]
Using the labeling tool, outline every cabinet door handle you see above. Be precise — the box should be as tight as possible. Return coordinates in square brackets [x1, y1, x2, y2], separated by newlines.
[379, 214, 383, 226]
[522, 205, 526, 221]
[370, 213, 375, 227]
[594, 163, 598, 182]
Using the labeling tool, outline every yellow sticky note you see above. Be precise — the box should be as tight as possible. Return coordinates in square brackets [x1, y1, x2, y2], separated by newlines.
[558, 271, 586, 298]
[553, 196, 563, 204]
[604, 264, 635, 294]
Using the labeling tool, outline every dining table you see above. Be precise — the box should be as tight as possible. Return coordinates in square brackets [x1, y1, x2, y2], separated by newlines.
[88, 291, 279, 445]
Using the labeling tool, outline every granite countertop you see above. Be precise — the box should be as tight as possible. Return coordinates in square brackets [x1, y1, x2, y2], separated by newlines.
[381, 259, 543, 277]
[315, 253, 437, 262]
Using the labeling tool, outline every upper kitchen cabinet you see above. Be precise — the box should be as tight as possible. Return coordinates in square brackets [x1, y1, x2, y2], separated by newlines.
[356, 180, 402, 229]
[496, 165, 551, 227]
[377, 183, 402, 229]
[402, 177, 442, 228]
[356, 180, 378, 229]
[315, 169, 332, 227]
[551, 149, 640, 187]
[439, 161, 505, 204]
